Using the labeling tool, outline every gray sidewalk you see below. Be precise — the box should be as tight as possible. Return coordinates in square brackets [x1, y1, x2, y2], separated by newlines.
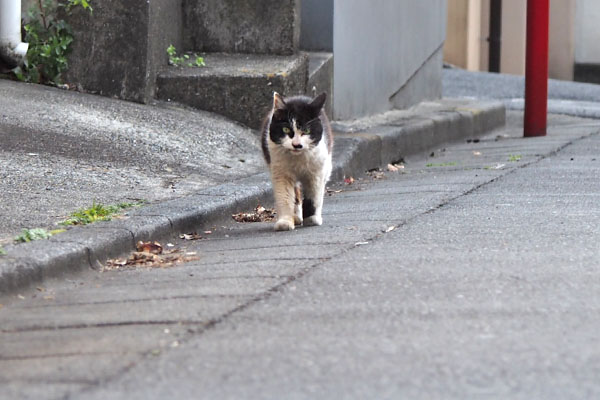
[1, 111, 599, 399]
[0, 79, 504, 294]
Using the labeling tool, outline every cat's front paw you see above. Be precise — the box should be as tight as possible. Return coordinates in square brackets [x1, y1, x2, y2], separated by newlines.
[303, 215, 323, 227]
[274, 218, 295, 231]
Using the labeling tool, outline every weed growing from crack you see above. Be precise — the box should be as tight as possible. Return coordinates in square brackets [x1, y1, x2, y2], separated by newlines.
[14, 228, 53, 243]
[508, 154, 522, 162]
[60, 201, 145, 226]
[167, 45, 205, 67]
[426, 162, 457, 168]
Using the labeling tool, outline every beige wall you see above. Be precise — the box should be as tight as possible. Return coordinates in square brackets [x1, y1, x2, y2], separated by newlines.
[500, 2, 526, 75]
[550, 0, 575, 79]
[445, 0, 575, 80]
[444, 0, 469, 67]
[466, 0, 483, 70]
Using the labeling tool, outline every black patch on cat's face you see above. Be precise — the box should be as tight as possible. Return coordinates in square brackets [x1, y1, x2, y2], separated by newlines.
[269, 94, 326, 146]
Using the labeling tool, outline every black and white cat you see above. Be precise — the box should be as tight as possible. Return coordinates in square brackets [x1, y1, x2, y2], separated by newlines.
[262, 92, 333, 231]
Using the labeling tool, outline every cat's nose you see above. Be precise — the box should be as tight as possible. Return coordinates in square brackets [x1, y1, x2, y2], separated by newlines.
[292, 143, 303, 149]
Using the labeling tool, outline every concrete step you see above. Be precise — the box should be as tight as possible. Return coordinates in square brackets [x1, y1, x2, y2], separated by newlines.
[182, 0, 300, 55]
[307, 52, 334, 117]
[156, 53, 308, 129]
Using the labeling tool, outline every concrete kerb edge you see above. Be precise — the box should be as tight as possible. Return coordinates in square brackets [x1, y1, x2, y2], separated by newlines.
[0, 100, 506, 295]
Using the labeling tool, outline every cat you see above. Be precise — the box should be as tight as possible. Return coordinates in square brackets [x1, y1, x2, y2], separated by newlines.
[261, 92, 333, 231]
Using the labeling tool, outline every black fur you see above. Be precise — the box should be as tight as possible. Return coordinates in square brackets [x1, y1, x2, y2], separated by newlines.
[302, 198, 316, 219]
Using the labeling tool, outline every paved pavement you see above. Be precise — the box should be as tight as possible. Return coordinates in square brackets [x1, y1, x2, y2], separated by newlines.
[0, 79, 264, 244]
[0, 77, 504, 294]
[443, 68, 600, 118]
[2, 111, 599, 399]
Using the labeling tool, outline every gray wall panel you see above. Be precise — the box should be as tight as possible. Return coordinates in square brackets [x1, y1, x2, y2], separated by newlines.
[333, 0, 447, 119]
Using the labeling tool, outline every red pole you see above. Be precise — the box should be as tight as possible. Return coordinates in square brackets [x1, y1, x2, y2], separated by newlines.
[524, 0, 549, 137]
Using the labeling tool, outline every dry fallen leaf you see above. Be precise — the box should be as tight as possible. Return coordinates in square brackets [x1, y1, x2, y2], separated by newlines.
[180, 233, 203, 241]
[367, 169, 385, 180]
[105, 243, 199, 270]
[232, 205, 276, 223]
[136, 241, 163, 254]
[344, 177, 355, 185]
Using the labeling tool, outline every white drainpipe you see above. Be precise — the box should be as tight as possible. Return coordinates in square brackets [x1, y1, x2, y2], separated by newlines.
[0, 0, 29, 69]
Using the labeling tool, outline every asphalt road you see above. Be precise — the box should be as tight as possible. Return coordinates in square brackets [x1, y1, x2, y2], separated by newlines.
[2, 112, 599, 399]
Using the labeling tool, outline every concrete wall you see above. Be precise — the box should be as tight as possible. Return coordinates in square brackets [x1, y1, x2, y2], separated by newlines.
[182, 0, 300, 55]
[333, 0, 447, 120]
[575, 0, 600, 64]
[300, 0, 333, 51]
[63, 0, 182, 103]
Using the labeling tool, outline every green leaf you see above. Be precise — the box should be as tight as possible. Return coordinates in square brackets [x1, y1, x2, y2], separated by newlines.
[14, 228, 53, 243]
[195, 56, 205, 67]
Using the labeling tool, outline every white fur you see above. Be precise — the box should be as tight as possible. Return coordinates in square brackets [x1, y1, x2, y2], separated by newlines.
[266, 112, 332, 231]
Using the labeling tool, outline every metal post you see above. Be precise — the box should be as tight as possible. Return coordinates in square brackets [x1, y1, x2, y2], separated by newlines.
[524, 0, 549, 137]
[488, 0, 502, 73]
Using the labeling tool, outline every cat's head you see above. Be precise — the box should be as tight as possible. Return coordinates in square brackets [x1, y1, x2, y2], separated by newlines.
[268, 92, 327, 154]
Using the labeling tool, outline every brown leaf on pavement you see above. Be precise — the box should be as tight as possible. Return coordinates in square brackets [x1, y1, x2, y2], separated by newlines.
[104, 247, 199, 270]
[105, 240, 199, 270]
[387, 163, 405, 172]
[180, 233, 203, 240]
[136, 241, 163, 254]
[367, 169, 385, 180]
[232, 205, 276, 223]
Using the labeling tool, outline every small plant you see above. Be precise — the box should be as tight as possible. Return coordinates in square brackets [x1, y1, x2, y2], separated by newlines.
[12, 0, 92, 85]
[14, 228, 53, 243]
[61, 201, 144, 226]
[0, 247, 6, 255]
[426, 162, 457, 168]
[508, 154, 522, 162]
[167, 45, 205, 67]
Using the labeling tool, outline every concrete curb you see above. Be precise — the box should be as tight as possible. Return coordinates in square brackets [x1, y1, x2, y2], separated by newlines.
[0, 99, 505, 294]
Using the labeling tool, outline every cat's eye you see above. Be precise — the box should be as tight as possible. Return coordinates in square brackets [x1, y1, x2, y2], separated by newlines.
[282, 127, 291, 134]
[303, 128, 311, 135]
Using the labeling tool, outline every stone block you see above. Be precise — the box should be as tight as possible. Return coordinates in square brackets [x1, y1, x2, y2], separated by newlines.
[156, 53, 308, 129]
[64, 0, 182, 103]
[183, 0, 300, 55]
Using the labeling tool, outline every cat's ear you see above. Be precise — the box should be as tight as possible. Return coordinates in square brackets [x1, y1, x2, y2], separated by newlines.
[273, 92, 287, 111]
[309, 92, 327, 111]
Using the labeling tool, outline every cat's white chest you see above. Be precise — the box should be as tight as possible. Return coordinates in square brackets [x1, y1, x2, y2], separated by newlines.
[268, 139, 331, 181]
